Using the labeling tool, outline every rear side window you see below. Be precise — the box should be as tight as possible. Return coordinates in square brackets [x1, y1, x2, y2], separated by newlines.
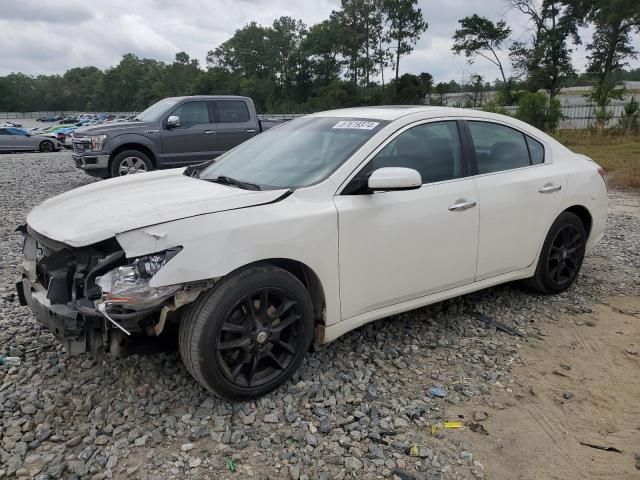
[468, 122, 533, 174]
[170, 101, 210, 128]
[526, 136, 545, 164]
[216, 101, 250, 123]
[371, 121, 464, 184]
[0, 129, 9, 135]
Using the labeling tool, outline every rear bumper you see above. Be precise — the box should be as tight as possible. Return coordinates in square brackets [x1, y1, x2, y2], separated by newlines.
[17, 277, 93, 354]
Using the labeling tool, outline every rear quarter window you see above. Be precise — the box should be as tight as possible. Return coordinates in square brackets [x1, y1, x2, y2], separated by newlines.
[526, 135, 545, 164]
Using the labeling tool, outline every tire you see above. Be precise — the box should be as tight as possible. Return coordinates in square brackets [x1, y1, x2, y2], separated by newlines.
[110, 150, 153, 177]
[39, 140, 54, 153]
[525, 211, 587, 294]
[179, 265, 314, 400]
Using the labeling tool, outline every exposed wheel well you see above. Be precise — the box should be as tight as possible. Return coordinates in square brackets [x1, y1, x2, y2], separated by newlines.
[232, 259, 326, 327]
[109, 144, 157, 169]
[563, 205, 592, 237]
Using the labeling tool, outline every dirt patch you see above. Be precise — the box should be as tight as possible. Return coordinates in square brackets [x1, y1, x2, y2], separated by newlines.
[458, 296, 640, 479]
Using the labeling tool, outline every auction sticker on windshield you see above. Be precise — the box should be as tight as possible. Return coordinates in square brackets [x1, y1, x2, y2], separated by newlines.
[332, 120, 380, 130]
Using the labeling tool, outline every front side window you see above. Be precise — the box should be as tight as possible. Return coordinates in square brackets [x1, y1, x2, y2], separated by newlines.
[200, 117, 387, 189]
[468, 122, 533, 174]
[370, 121, 464, 184]
[216, 101, 250, 123]
[170, 101, 210, 129]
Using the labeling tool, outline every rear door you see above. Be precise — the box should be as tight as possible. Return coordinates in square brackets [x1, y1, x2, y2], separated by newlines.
[466, 120, 567, 280]
[213, 99, 258, 152]
[160, 100, 218, 165]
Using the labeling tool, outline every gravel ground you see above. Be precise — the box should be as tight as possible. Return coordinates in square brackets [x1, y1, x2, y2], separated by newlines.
[0, 151, 638, 480]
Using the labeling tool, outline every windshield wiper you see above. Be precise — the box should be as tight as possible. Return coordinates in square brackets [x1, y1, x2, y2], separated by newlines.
[206, 175, 262, 191]
[184, 158, 216, 178]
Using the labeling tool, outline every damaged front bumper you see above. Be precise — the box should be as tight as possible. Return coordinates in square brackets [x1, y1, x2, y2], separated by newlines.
[16, 225, 206, 355]
[17, 277, 101, 354]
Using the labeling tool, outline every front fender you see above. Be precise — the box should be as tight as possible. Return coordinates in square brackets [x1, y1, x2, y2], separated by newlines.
[107, 132, 161, 157]
[114, 194, 342, 326]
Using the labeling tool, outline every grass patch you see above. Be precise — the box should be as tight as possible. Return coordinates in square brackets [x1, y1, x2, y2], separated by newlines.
[554, 131, 640, 189]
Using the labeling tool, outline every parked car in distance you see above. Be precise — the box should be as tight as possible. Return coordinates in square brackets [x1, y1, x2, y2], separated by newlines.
[18, 106, 607, 400]
[0, 121, 22, 128]
[72, 95, 279, 178]
[0, 127, 63, 152]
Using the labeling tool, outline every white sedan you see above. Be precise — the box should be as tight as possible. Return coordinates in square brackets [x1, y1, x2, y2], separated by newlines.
[18, 107, 607, 400]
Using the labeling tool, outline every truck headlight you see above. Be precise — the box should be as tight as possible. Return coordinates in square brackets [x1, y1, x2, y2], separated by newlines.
[95, 247, 182, 309]
[89, 134, 107, 151]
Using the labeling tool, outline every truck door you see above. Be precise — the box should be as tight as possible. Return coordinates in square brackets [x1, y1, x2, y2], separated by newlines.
[160, 100, 218, 165]
[212, 99, 258, 153]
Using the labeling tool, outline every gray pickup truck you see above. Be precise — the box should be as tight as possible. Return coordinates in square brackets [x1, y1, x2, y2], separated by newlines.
[72, 95, 279, 178]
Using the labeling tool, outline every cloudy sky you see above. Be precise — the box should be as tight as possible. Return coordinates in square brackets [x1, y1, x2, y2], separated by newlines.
[1, 0, 638, 83]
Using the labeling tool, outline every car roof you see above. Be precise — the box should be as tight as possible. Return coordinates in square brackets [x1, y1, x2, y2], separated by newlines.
[309, 105, 495, 121]
[169, 95, 251, 102]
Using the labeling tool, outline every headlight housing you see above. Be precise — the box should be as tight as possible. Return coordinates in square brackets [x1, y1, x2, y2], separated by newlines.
[95, 247, 182, 309]
[89, 134, 107, 151]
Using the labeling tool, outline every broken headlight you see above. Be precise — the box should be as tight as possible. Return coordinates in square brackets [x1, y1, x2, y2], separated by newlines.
[95, 247, 182, 309]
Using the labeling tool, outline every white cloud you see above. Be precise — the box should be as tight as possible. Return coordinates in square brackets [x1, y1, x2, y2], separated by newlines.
[0, 0, 637, 83]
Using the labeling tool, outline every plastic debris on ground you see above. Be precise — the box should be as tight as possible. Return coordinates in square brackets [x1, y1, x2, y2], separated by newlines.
[429, 386, 447, 398]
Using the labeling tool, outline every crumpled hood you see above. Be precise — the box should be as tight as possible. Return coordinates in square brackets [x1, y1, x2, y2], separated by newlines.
[27, 169, 288, 247]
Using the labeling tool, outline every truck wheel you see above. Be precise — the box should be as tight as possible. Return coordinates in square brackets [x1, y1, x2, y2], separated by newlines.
[39, 140, 54, 152]
[525, 212, 587, 294]
[179, 265, 314, 400]
[110, 150, 153, 177]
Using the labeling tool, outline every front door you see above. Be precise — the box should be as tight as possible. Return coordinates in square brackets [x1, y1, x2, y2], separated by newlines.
[465, 120, 567, 280]
[334, 120, 480, 320]
[161, 100, 218, 165]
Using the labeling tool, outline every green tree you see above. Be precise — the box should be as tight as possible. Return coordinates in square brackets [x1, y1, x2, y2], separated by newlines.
[516, 91, 563, 130]
[585, 0, 639, 107]
[618, 96, 639, 133]
[383, 0, 428, 86]
[452, 14, 514, 103]
[508, 0, 580, 102]
[301, 19, 344, 86]
[152, 52, 201, 99]
[208, 22, 277, 80]
[270, 16, 307, 88]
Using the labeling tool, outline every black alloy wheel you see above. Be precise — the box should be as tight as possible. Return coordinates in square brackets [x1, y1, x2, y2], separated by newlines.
[216, 287, 302, 388]
[547, 224, 584, 287]
[525, 211, 587, 294]
[40, 140, 54, 152]
[179, 265, 314, 400]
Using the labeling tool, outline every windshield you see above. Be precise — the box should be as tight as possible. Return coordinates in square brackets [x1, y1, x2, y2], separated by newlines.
[199, 117, 387, 189]
[134, 98, 181, 122]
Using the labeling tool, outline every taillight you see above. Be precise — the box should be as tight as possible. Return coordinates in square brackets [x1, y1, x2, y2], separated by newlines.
[597, 166, 608, 188]
[57, 133, 65, 141]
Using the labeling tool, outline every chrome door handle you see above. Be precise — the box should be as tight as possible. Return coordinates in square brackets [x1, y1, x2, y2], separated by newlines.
[538, 184, 561, 193]
[204, 130, 216, 134]
[245, 128, 256, 133]
[448, 200, 477, 211]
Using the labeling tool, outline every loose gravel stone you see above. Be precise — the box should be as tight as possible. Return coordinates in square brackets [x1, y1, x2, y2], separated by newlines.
[0, 150, 638, 479]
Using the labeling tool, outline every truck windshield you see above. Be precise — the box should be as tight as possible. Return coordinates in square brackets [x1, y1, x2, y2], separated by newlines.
[199, 117, 387, 189]
[134, 98, 180, 122]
